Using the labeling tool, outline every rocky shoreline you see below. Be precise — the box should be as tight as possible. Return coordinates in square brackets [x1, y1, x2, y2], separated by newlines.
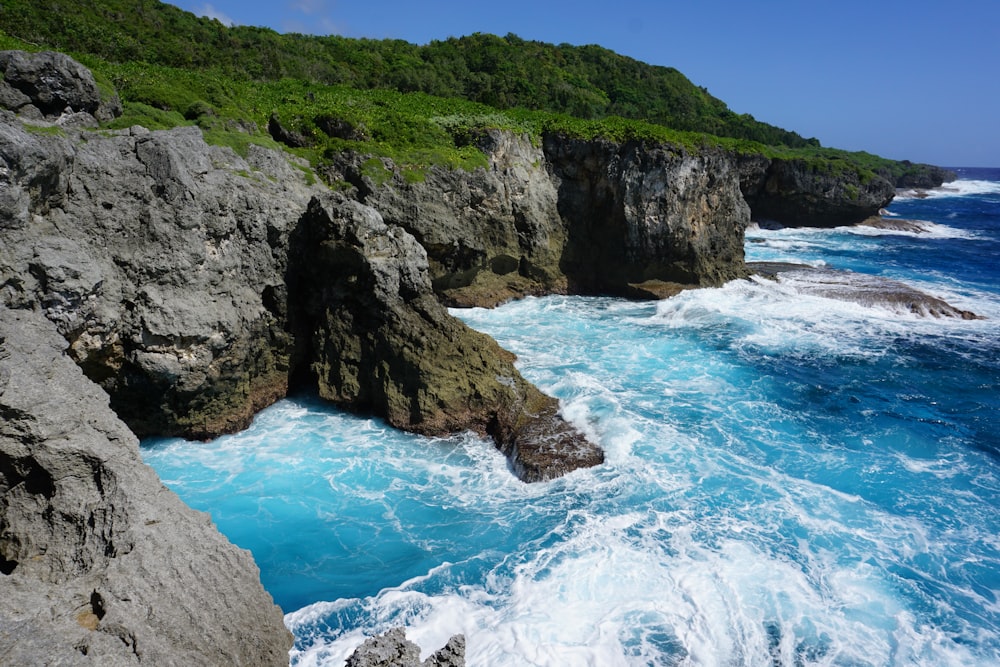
[0, 51, 968, 664]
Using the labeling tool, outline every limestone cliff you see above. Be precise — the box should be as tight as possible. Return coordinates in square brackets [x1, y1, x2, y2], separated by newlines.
[0, 117, 319, 440]
[0, 307, 291, 665]
[738, 154, 897, 228]
[326, 129, 751, 306]
[287, 194, 602, 481]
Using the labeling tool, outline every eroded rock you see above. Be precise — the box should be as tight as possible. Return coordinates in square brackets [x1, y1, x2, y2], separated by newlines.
[0, 307, 291, 665]
[748, 262, 982, 319]
[0, 50, 121, 122]
[289, 194, 604, 481]
[345, 627, 465, 667]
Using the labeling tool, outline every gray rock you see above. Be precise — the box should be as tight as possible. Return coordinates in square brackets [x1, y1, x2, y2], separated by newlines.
[747, 263, 981, 319]
[338, 130, 752, 306]
[0, 50, 101, 116]
[0, 307, 291, 665]
[739, 155, 896, 228]
[331, 129, 568, 308]
[545, 135, 751, 291]
[345, 627, 465, 667]
[0, 116, 325, 439]
[289, 194, 604, 481]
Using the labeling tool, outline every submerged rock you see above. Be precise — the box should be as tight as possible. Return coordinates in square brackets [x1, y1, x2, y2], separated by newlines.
[856, 216, 933, 233]
[748, 262, 982, 319]
[0, 307, 291, 665]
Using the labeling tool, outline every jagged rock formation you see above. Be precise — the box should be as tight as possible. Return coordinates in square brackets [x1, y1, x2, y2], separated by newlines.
[0, 50, 121, 124]
[288, 194, 603, 480]
[0, 51, 604, 478]
[0, 307, 291, 665]
[344, 627, 465, 667]
[329, 130, 751, 306]
[887, 162, 956, 189]
[332, 129, 569, 308]
[544, 135, 750, 291]
[0, 115, 321, 440]
[8, 48, 962, 662]
[739, 155, 897, 228]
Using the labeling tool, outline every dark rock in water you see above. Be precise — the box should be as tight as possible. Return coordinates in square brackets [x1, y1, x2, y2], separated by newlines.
[289, 194, 604, 481]
[739, 155, 896, 228]
[856, 216, 932, 233]
[0, 307, 291, 665]
[747, 262, 982, 319]
[887, 162, 956, 189]
[345, 627, 465, 667]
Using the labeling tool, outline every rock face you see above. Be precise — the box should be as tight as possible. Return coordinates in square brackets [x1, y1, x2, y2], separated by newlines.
[344, 627, 465, 667]
[330, 130, 751, 306]
[330, 130, 572, 308]
[0, 307, 291, 665]
[886, 162, 956, 189]
[289, 194, 604, 481]
[0, 50, 122, 123]
[0, 115, 321, 440]
[544, 135, 750, 291]
[739, 156, 896, 227]
[0, 108, 602, 479]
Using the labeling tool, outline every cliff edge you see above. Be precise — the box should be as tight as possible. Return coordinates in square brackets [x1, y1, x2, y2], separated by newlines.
[0, 307, 291, 665]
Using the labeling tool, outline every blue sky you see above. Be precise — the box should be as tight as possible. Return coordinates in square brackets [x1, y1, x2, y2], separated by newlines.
[166, 0, 999, 167]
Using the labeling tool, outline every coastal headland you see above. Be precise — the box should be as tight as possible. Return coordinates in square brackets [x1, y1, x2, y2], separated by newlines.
[0, 42, 961, 665]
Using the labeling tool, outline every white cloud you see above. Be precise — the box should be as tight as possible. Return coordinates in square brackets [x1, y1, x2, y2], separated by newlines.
[197, 3, 236, 27]
[289, 0, 334, 16]
[284, 0, 341, 35]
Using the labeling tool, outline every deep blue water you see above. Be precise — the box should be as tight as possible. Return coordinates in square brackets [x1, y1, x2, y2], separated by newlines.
[142, 169, 1000, 666]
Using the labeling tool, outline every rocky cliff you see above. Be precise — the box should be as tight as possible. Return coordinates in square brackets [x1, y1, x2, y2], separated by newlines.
[738, 155, 896, 228]
[0, 307, 291, 665]
[325, 129, 751, 306]
[2, 50, 921, 663]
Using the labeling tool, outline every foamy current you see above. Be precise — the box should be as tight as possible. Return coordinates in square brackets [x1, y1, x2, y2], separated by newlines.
[143, 174, 1000, 665]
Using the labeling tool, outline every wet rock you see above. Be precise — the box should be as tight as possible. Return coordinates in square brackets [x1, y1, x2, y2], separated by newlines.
[345, 627, 465, 667]
[856, 216, 932, 233]
[748, 262, 982, 319]
[288, 194, 604, 481]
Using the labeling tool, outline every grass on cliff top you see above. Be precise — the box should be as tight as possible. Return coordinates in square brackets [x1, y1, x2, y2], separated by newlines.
[0, 28, 901, 186]
[1, 0, 818, 149]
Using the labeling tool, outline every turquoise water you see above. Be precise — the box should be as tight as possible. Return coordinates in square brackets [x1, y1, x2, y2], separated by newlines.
[142, 171, 1000, 665]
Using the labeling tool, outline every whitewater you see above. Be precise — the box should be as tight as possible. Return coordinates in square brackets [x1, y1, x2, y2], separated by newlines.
[142, 168, 1000, 666]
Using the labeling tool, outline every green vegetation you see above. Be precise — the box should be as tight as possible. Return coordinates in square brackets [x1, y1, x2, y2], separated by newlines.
[1, 0, 816, 147]
[0, 0, 928, 184]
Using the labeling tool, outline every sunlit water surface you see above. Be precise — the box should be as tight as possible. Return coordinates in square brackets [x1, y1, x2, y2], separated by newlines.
[143, 169, 1000, 665]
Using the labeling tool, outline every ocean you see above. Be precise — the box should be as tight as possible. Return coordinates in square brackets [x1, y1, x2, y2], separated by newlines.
[142, 167, 1000, 666]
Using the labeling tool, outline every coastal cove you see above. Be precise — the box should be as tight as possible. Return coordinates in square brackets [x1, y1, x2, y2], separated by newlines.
[144, 172, 1000, 665]
[0, 38, 994, 667]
